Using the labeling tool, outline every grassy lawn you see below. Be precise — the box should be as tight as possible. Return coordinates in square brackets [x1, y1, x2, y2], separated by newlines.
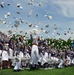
[0, 66, 74, 75]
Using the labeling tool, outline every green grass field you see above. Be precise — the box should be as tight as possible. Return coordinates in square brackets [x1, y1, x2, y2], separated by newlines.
[0, 66, 74, 75]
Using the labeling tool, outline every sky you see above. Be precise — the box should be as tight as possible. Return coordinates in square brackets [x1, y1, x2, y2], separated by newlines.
[0, 0, 74, 40]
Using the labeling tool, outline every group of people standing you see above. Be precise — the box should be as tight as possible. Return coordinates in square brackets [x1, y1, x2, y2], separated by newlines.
[0, 33, 74, 71]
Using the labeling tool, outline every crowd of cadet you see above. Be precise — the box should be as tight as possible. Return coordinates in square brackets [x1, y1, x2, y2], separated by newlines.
[0, 33, 74, 71]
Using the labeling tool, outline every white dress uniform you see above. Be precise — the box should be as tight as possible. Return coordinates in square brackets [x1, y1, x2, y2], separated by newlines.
[2, 49, 9, 68]
[9, 48, 13, 59]
[14, 55, 21, 71]
[21, 52, 30, 67]
[66, 56, 71, 65]
[14, 51, 24, 70]
[2, 50, 9, 61]
[30, 44, 39, 65]
[19, 51, 24, 61]
[14, 61, 20, 71]
[38, 51, 48, 65]
[58, 58, 64, 68]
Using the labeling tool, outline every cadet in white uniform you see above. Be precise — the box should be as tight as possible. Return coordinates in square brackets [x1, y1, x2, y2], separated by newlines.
[30, 40, 39, 69]
[2, 44, 9, 69]
[8, 46, 14, 68]
[58, 55, 64, 68]
[38, 51, 48, 68]
[13, 52, 21, 71]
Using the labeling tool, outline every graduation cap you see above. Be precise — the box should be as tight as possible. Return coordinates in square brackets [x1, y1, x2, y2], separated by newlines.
[29, 23, 32, 27]
[28, 2, 33, 5]
[64, 33, 66, 35]
[69, 28, 71, 30]
[3, 21, 6, 24]
[0, 19, 3, 23]
[7, 12, 10, 16]
[21, 20, 24, 24]
[20, 31, 22, 33]
[45, 13, 49, 18]
[48, 16, 52, 19]
[0, 2, 4, 8]
[17, 11, 20, 14]
[0, 4, 4, 8]
[7, 3, 10, 6]
[28, 3, 30, 5]
[39, 3, 42, 6]
[41, 28, 43, 30]
[14, 24, 18, 28]
[25, 32, 27, 34]
[45, 31, 49, 34]
[36, 14, 38, 17]
[57, 32, 60, 35]
[8, 30, 12, 34]
[4, 14, 7, 19]
[1, 2, 4, 4]
[20, 6, 23, 10]
[54, 27, 57, 30]
[45, 24, 49, 27]
[17, 4, 20, 7]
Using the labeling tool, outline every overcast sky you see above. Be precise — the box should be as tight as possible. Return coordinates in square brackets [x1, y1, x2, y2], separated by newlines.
[0, 0, 74, 40]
